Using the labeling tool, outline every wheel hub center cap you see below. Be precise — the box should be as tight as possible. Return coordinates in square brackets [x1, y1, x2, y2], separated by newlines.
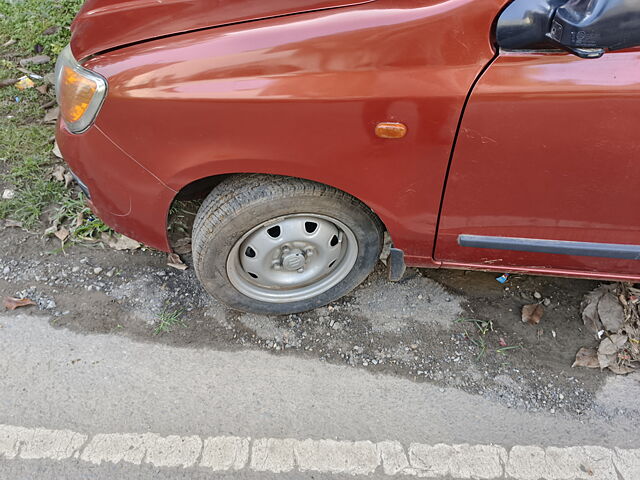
[281, 249, 306, 271]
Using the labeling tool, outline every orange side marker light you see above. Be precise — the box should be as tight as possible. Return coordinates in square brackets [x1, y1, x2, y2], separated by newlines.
[375, 122, 407, 139]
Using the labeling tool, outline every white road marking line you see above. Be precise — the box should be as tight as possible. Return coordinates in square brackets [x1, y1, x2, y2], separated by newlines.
[80, 432, 148, 465]
[1, 423, 639, 479]
[407, 443, 507, 479]
[615, 448, 640, 480]
[251, 438, 297, 473]
[295, 439, 379, 475]
[0, 425, 86, 461]
[200, 436, 249, 471]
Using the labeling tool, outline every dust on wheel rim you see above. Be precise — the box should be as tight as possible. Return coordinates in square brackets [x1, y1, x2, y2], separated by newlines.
[226, 213, 359, 303]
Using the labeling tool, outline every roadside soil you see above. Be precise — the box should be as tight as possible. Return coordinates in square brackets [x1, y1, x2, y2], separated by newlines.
[0, 224, 629, 420]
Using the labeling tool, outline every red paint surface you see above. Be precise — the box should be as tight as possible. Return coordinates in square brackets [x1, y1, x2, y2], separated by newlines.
[56, 120, 175, 251]
[71, 0, 375, 59]
[57, 0, 640, 282]
[436, 50, 640, 280]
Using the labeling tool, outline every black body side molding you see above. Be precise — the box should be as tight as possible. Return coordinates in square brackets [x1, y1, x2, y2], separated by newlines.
[458, 235, 640, 260]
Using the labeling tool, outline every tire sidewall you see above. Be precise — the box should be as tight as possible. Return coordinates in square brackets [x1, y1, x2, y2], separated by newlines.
[194, 193, 381, 315]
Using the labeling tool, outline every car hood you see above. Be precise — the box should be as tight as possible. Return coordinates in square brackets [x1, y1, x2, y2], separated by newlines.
[71, 0, 374, 60]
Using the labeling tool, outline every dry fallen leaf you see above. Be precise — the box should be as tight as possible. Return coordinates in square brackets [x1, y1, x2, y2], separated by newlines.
[0, 78, 20, 88]
[36, 84, 48, 94]
[52, 165, 66, 182]
[75, 211, 84, 228]
[522, 304, 544, 325]
[43, 26, 60, 35]
[3, 297, 36, 311]
[107, 234, 141, 251]
[167, 253, 188, 271]
[597, 292, 625, 332]
[52, 141, 63, 159]
[19, 55, 51, 67]
[44, 106, 59, 124]
[63, 172, 73, 188]
[572, 347, 600, 369]
[54, 227, 69, 242]
[173, 237, 192, 254]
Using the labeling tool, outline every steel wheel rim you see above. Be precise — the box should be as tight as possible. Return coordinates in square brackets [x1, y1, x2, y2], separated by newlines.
[226, 213, 358, 303]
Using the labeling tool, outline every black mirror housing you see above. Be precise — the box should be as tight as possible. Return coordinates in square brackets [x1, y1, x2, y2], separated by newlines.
[497, 0, 640, 59]
[548, 0, 640, 57]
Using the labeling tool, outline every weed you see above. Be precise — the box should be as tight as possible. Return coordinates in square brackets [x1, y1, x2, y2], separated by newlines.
[458, 317, 506, 360]
[0, 0, 83, 229]
[0, 156, 66, 227]
[153, 308, 186, 335]
[464, 330, 488, 359]
[0, 0, 83, 59]
[496, 345, 523, 355]
[456, 318, 494, 336]
[51, 192, 113, 241]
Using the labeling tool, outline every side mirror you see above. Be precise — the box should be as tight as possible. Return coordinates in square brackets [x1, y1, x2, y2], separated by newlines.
[546, 0, 640, 58]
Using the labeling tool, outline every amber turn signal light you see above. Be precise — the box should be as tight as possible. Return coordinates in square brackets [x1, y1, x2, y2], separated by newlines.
[59, 66, 98, 123]
[375, 122, 407, 139]
[55, 45, 107, 133]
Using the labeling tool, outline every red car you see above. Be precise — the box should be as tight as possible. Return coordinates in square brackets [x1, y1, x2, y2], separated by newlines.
[55, 0, 640, 314]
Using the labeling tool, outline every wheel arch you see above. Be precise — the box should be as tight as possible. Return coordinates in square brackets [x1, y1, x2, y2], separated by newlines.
[168, 171, 393, 250]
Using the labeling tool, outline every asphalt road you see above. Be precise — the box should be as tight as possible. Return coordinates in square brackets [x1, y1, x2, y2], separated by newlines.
[1, 313, 639, 479]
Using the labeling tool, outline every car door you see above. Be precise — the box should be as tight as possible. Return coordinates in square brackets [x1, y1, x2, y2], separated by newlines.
[434, 0, 640, 280]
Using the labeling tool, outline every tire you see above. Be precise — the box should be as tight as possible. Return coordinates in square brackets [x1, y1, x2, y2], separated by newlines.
[192, 174, 383, 315]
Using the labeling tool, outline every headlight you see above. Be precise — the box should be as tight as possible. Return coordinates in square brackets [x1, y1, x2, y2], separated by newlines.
[54, 45, 107, 134]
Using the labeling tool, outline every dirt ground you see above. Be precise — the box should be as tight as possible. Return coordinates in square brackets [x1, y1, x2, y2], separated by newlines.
[2, 223, 624, 421]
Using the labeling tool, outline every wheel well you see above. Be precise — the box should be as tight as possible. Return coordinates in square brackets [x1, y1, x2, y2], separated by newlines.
[167, 173, 389, 252]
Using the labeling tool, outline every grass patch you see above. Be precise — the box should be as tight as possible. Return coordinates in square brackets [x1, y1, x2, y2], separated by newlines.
[0, 0, 82, 59]
[0, 0, 84, 230]
[154, 307, 186, 335]
[0, 155, 66, 227]
[457, 317, 522, 359]
[50, 191, 112, 242]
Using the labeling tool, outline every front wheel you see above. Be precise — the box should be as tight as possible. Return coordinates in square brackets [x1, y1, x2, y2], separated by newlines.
[192, 175, 383, 315]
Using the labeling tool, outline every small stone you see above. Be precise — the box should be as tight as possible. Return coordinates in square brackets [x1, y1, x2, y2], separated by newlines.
[543, 298, 551, 307]
[71, 266, 80, 273]
[533, 291, 542, 300]
[3, 266, 10, 274]
[418, 294, 423, 300]
[2, 189, 15, 200]
[93, 267, 103, 275]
